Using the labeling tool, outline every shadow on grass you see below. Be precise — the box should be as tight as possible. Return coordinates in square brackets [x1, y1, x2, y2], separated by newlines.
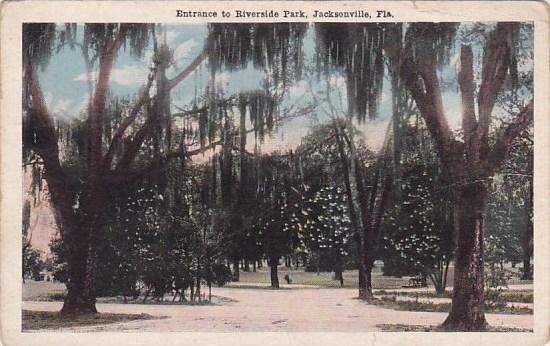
[28, 293, 238, 306]
[373, 296, 533, 315]
[375, 289, 533, 303]
[376, 323, 533, 333]
[22, 310, 166, 331]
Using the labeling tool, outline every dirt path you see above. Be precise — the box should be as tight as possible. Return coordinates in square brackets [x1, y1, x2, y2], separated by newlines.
[23, 288, 533, 332]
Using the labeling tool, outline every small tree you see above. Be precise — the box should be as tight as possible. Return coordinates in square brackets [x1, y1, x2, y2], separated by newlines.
[384, 162, 454, 294]
[298, 186, 352, 283]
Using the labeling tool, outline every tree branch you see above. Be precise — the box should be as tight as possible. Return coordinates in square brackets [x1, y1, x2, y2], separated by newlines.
[487, 99, 533, 173]
[114, 108, 160, 172]
[458, 45, 478, 147]
[25, 62, 75, 239]
[166, 48, 208, 91]
[88, 29, 126, 174]
[103, 70, 156, 168]
[401, 50, 453, 159]
[114, 48, 211, 172]
[477, 23, 513, 142]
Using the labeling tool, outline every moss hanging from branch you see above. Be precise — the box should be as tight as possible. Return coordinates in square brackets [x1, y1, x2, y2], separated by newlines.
[315, 23, 386, 122]
[22, 23, 57, 68]
[83, 24, 153, 59]
[237, 90, 277, 143]
[207, 23, 307, 88]
[405, 23, 457, 68]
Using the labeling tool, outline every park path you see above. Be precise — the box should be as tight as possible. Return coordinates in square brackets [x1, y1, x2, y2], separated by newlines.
[23, 287, 533, 332]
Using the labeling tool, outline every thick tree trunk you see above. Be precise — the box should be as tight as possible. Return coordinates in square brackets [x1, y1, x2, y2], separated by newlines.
[442, 183, 488, 331]
[61, 228, 97, 314]
[60, 185, 106, 315]
[269, 257, 280, 288]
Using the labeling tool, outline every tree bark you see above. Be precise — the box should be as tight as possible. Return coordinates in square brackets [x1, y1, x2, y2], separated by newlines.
[442, 182, 488, 331]
[61, 190, 105, 315]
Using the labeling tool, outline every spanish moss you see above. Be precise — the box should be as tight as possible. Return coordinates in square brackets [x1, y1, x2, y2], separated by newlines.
[315, 23, 386, 122]
[207, 23, 307, 88]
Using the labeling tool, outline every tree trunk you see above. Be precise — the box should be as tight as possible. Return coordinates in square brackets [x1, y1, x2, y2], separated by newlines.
[316, 254, 320, 275]
[244, 259, 250, 272]
[333, 255, 343, 286]
[232, 259, 240, 282]
[60, 187, 105, 315]
[521, 178, 533, 280]
[269, 257, 280, 289]
[334, 123, 369, 300]
[442, 183, 488, 331]
[195, 277, 201, 302]
[61, 249, 97, 314]
[365, 263, 373, 297]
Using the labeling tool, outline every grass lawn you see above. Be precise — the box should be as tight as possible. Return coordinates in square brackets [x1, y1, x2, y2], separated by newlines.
[376, 323, 533, 332]
[375, 289, 533, 303]
[228, 267, 411, 289]
[23, 281, 66, 301]
[375, 296, 533, 315]
[22, 310, 158, 331]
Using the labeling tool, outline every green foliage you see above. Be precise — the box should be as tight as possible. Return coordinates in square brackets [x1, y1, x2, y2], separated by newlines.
[23, 244, 44, 281]
[49, 237, 69, 283]
[485, 129, 533, 266]
[297, 186, 353, 270]
[252, 155, 298, 261]
[383, 163, 453, 274]
[382, 120, 454, 284]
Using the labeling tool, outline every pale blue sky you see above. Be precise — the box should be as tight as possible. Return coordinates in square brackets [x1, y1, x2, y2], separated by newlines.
[37, 23, 533, 152]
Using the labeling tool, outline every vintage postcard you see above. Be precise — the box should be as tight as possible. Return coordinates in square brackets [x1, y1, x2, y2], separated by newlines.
[1, 1, 549, 345]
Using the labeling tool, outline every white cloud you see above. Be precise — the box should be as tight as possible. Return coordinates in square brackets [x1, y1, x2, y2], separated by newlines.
[173, 39, 196, 63]
[164, 30, 180, 46]
[288, 80, 308, 97]
[73, 71, 97, 83]
[52, 98, 73, 114]
[111, 65, 149, 86]
[73, 65, 148, 86]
